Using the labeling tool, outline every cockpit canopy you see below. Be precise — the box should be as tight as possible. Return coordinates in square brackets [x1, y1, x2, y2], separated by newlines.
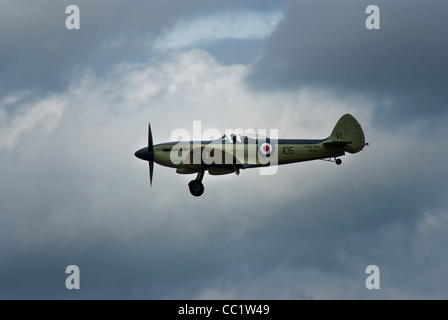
[217, 133, 269, 143]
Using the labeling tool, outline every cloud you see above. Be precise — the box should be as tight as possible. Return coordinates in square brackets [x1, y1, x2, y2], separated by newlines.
[1, 0, 448, 300]
[247, 0, 448, 122]
[0, 0, 284, 95]
[1, 48, 448, 299]
[154, 9, 283, 50]
[0, 0, 206, 94]
[0, 92, 65, 151]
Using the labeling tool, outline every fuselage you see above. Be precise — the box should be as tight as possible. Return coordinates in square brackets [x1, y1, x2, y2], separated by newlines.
[138, 138, 346, 172]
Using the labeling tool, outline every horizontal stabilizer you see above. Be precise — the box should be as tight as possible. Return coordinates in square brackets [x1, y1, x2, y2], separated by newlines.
[323, 140, 352, 146]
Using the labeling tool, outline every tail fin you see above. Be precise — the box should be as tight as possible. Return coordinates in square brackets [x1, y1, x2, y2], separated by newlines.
[326, 114, 366, 154]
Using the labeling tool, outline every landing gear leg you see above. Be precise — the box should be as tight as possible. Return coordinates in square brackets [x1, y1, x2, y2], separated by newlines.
[188, 169, 205, 197]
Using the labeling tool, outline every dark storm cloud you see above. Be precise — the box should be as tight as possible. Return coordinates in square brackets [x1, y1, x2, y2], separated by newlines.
[231, 134, 448, 298]
[0, 0, 205, 94]
[2, 1, 448, 300]
[247, 0, 448, 121]
[0, 0, 284, 96]
[1, 48, 448, 299]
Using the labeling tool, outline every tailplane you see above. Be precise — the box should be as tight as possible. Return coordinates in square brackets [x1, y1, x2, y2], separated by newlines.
[326, 114, 366, 154]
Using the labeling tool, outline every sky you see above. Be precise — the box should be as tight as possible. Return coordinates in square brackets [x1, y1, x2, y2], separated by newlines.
[0, 0, 447, 299]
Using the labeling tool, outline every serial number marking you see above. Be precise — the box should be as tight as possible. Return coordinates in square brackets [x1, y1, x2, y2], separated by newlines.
[304, 144, 320, 152]
[282, 146, 294, 155]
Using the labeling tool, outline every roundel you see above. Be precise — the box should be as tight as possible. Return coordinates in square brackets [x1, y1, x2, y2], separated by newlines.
[259, 141, 274, 157]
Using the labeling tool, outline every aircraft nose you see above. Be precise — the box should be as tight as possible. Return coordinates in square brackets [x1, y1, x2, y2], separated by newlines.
[135, 148, 151, 161]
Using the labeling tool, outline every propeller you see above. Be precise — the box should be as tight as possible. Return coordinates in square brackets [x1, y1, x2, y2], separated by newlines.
[134, 122, 155, 186]
[148, 122, 154, 186]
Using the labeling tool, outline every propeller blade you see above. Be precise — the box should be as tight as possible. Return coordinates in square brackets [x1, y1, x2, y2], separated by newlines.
[148, 122, 153, 152]
[148, 122, 154, 186]
[135, 123, 155, 187]
[149, 161, 154, 186]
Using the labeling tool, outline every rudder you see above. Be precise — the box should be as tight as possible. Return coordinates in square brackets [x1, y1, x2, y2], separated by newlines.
[327, 114, 366, 154]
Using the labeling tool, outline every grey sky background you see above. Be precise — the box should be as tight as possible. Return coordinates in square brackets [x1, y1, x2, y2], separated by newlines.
[0, 0, 447, 299]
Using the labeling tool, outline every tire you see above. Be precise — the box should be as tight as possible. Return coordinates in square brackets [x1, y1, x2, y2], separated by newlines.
[188, 180, 204, 197]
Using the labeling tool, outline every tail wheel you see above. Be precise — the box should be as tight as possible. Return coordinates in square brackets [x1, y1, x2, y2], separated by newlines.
[189, 180, 204, 197]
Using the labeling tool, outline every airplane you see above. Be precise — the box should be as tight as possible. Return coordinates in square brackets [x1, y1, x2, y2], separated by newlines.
[135, 114, 368, 197]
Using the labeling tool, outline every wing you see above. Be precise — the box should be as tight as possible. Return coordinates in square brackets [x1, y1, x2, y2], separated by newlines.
[181, 146, 242, 175]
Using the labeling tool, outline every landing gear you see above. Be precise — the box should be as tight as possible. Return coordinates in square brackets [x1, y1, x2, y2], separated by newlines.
[189, 180, 204, 197]
[188, 169, 205, 197]
[321, 157, 343, 165]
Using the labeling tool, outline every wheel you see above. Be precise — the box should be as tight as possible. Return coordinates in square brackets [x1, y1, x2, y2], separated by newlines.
[188, 180, 204, 197]
[335, 158, 342, 165]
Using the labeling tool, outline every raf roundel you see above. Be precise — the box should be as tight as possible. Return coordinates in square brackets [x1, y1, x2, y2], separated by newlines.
[259, 141, 274, 157]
